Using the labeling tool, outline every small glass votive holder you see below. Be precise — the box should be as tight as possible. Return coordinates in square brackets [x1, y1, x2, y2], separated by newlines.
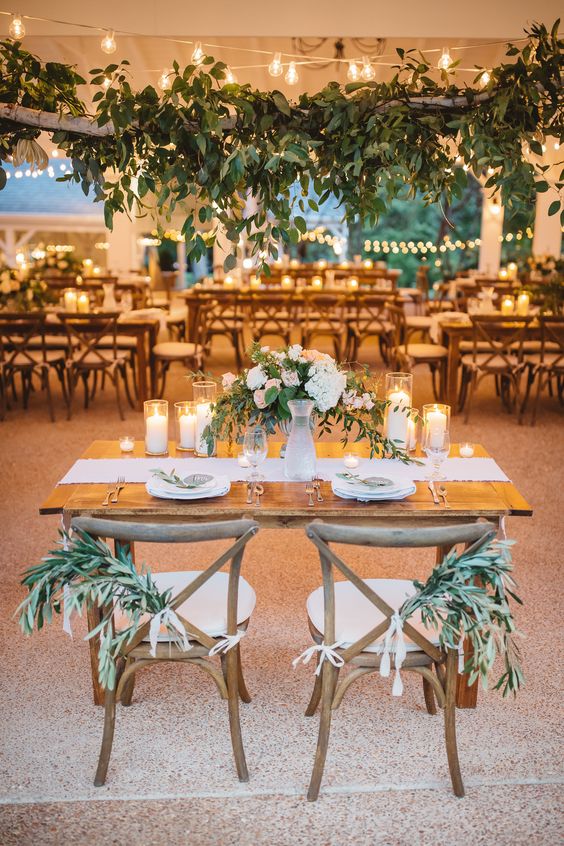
[193, 380, 217, 457]
[119, 435, 135, 453]
[175, 401, 197, 451]
[343, 452, 360, 469]
[422, 403, 451, 448]
[459, 442, 475, 458]
[144, 399, 169, 455]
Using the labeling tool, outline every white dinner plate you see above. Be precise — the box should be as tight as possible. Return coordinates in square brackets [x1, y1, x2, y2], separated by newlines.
[331, 481, 416, 502]
[146, 474, 230, 500]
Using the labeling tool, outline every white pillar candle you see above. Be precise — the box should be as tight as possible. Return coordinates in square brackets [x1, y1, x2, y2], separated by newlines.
[501, 296, 514, 316]
[145, 411, 168, 454]
[64, 290, 77, 312]
[77, 292, 90, 313]
[386, 389, 409, 446]
[196, 402, 213, 454]
[426, 408, 447, 448]
[178, 412, 196, 450]
[516, 292, 530, 316]
[460, 442, 474, 457]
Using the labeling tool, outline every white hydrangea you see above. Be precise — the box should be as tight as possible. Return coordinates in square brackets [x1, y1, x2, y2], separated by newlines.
[287, 344, 303, 361]
[246, 365, 267, 390]
[304, 360, 347, 412]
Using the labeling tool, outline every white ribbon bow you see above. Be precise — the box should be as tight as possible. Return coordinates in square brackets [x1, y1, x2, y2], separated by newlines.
[149, 607, 191, 657]
[292, 640, 346, 675]
[377, 611, 407, 696]
[209, 629, 246, 656]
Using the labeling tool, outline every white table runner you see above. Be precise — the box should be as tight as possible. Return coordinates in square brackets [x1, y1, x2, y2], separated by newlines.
[58, 456, 509, 485]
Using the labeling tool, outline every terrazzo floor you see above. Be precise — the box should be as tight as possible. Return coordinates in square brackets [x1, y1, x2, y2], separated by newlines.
[0, 337, 563, 845]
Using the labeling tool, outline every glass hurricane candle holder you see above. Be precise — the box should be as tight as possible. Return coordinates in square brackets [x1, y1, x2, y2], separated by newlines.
[516, 291, 530, 316]
[422, 403, 450, 449]
[77, 291, 90, 313]
[144, 400, 169, 455]
[500, 295, 515, 316]
[63, 288, 78, 312]
[407, 407, 419, 451]
[193, 380, 217, 456]
[175, 401, 197, 451]
[385, 372, 413, 449]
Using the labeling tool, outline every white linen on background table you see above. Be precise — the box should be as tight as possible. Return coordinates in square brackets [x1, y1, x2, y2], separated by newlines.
[58, 456, 510, 485]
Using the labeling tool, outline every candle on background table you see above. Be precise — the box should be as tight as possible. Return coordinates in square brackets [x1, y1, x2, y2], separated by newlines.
[498, 268, 508, 280]
[119, 435, 135, 452]
[516, 292, 530, 316]
[144, 400, 168, 455]
[281, 275, 293, 289]
[311, 276, 323, 290]
[507, 261, 518, 281]
[223, 275, 234, 289]
[460, 442, 475, 457]
[343, 453, 360, 469]
[347, 277, 359, 290]
[63, 289, 77, 312]
[249, 276, 261, 290]
[386, 389, 410, 446]
[501, 296, 515, 316]
[426, 407, 448, 448]
[77, 292, 89, 313]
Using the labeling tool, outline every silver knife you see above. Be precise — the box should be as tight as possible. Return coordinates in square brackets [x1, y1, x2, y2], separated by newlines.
[427, 480, 440, 505]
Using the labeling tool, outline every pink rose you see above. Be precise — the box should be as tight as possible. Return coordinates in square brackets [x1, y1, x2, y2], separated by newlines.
[352, 395, 364, 409]
[264, 378, 281, 393]
[362, 392, 375, 410]
[254, 389, 267, 409]
[222, 372, 237, 389]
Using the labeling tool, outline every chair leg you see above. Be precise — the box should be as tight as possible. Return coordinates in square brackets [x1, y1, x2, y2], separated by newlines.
[307, 663, 338, 802]
[305, 657, 323, 716]
[464, 370, 478, 424]
[443, 648, 464, 797]
[112, 369, 126, 421]
[225, 645, 249, 782]
[120, 658, 136, 706]
[122, 362, 136, 409]
[94, 682, 117, 786]
[530, 369, 545, 427]
[236, 644, 252, 704]
[422, 676, 437, 715]
[43, 367, 56, 422]
[81, 371, 90, 409]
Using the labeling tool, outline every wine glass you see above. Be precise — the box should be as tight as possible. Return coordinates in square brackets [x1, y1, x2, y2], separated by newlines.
[423, 429, 450, 481]
[243, 425, 268, 482]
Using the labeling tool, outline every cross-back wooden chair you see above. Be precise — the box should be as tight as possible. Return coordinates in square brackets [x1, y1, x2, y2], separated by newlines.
[70, 516, 259, 787]
[388, 303, 447, 400]
[520, 314, 564, 425]
[459, 315, 533, 422]
[59, 312, 135, 420]
[344, 293, 394, 363]
[301, 520, 497, 801]
[198, 293, 245, 367]
[249, 292, 296, 346]
[0, 311, 67, 421]
[301, 293, 346, 358]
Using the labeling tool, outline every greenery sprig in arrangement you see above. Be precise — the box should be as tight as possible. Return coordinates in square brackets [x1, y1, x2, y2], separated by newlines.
[199, 341, 411, 460]
[0, 22, 562, 272]
[401, 536, 523, 696]
[17, 529, 523, 695]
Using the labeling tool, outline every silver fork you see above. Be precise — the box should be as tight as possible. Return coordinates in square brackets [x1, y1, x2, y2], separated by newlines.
[305, 482, 315, 507]
[110, 476, 126, 504]
[313, 476, 324, 502]
[102, 481, 118, 507]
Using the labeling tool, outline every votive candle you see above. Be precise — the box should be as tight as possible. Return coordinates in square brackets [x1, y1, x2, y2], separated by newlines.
[343, 453, 360, 469]
[460, 442, 474, 458]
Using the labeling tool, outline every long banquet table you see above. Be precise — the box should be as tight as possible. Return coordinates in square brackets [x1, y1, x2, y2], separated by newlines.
[40, 439, 532, 709]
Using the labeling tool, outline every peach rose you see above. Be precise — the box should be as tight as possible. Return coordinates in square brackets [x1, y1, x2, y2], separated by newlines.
[253, 389, 267, 408]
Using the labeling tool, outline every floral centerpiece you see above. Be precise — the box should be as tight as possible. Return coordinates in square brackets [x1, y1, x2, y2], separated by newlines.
[201, 342, 410, 461]
[0, 265, 55, 311]
[30, 244, 82, 277]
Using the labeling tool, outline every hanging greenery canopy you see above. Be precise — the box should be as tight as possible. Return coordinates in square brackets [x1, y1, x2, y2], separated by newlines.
[0, 21, 562, 271]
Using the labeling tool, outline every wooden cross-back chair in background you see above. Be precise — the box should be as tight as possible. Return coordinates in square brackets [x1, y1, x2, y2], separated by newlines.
[301, 292, 347, 359]
[520, 314, 564, 425]
[0, 311, 68, 421]
[70, 516, 259, 787]
[344, 293, 395, 363]
[59, 312, 135, 420]
[198, 292, 246, 367]
[459, 315, 533, 422]
[388, 303, 447, 400]
[301, 520, 497, 801]
[249, 292, 297, 347]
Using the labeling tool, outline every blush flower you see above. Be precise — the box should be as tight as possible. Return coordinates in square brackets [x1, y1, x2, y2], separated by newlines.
[222, 372, 237, 389]
[253, 389, 267, 408]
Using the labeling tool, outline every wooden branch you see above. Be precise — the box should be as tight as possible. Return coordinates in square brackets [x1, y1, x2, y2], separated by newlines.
[0, 103, 115, 137]
[0, 90, 495, 140]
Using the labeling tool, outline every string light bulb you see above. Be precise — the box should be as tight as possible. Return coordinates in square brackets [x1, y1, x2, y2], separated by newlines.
[438, 47, 451, 71]
[8, 13, 25, 39]
[285, 61, 298, 85]
[347, 61, 360, 82]
[158, 68, 173, 91]
[361, 57, 375, 82]
[268, 52, 283, 77]
[224, 67, 237, 84]
[101, 30, 117, 55]
[479, 70, 491, 87]
[192, 42, 204, 66]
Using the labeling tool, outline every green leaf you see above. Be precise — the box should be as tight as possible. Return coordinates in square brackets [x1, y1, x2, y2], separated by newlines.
[548, 199, 560, 216]
[272, 90, 291, 116]
[223, 253, 237, 272]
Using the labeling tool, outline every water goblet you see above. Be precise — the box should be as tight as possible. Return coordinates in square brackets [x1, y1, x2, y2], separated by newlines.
[423, 431, 450, 481]
[243, 425, 268, 482]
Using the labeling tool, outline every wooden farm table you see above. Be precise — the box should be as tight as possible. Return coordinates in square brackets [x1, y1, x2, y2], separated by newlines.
[39, 439, 532, 708]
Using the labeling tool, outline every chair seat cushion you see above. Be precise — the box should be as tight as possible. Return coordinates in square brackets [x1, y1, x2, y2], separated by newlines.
[405, 315, 432, 329]
[306, 579, 439, 653]
[166, 306, 188, 323]
[115, 570, 256, 641]
[350, 320, 393, 336]
[9, 349, 65, 366]
[72, 350, 129, 366]
[459, 341, 495, 353]
[524, 352, 564, 369]
[98, 334, 138, 349]
[398, 343, 448, 359]
[461, 353, 520, 370]
[152, 341, 202, 359]
[518, 340, 560, 353]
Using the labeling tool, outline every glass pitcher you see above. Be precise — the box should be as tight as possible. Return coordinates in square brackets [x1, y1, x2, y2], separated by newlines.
[284, 399, 317, 481]
[102, 283, 117, 310]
